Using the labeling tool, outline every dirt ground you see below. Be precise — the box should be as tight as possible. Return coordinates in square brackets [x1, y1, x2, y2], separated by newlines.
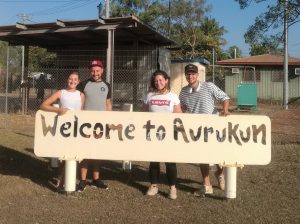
[0, 104, 299, 224]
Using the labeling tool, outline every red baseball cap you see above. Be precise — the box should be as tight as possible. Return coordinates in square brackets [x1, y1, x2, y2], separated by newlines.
[89, 60, 103, 68]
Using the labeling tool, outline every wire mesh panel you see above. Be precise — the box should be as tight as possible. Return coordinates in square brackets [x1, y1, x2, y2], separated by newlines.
[0, 45, 23, 114]
[3, 44, 299, 115]
[1, 48, 160, 114]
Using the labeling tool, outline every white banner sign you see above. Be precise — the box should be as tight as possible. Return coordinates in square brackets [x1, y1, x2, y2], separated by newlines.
[34, 110, 271, 165]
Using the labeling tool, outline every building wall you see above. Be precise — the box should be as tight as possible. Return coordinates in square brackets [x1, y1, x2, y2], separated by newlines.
[225, 71, 242, 98]
[225, 66, 300, 100]
[289, 75, 300, 98]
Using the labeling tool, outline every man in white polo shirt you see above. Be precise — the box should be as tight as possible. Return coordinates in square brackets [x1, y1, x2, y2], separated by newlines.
[179, 63, 230, 196]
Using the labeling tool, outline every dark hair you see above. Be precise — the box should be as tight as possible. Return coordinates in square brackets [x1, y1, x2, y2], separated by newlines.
[150, 70, 170, 91]
[69, 71, 79, 78]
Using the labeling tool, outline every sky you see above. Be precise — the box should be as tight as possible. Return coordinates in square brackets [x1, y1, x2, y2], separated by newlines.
[0, 0, 299, 57]
[207, 0, 300, 58]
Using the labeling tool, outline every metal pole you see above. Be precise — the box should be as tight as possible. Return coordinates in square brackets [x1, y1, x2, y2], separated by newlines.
[111, 30, 114, 102]
[24, 46, 29, 114]
[283, 0, 289, 109]
[5, 45, 9, 114]
[21, 46, 25, 83]
[106, 28, 115, 108]
[106, 30, 111, 84]
[105, 0, 110, 19]
[234, 48, 237, 59]
[168, 0, 171, 37]
[212, 48, 215, 83]
[21, 46, 25, 114]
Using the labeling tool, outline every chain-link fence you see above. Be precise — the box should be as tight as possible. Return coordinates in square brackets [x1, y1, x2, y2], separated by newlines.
[1, 46, 300, 114]
[0, 48, 160, 114]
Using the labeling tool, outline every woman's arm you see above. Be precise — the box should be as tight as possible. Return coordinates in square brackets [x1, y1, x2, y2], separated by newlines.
[40, 90, 67, 115]
[173, 104, 182, 113]
[80, 92, 85, 110]
[106, 98, 112, 111]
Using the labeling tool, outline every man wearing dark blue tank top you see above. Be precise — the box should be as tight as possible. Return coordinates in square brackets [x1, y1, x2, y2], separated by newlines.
[76, 60, 112, 192]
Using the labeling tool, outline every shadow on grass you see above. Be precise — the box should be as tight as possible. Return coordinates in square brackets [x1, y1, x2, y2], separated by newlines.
[0, 146, 152, 194]
[0, 145, 52, 190]
[0, 146, 217, 197]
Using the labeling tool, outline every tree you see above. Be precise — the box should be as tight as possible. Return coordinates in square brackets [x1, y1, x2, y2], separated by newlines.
[110, 0, 227, 61]
[227, 46, 242, 59]
[111, 0, 168, 32]
[196, 17, 226, 60]
[248, 36, 283, 55]
[171, 17, 226, 60]
[28, 46, 56, 72]
[0, 41, 22, 92]
[235, 0, 300, 55]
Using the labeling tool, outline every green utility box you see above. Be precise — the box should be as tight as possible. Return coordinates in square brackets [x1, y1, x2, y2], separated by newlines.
[237, 83, 257, 111]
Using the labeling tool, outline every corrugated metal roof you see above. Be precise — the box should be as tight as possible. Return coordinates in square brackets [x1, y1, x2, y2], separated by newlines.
[171, 58, 210, 65]
[0, 16, 175, 48]
[216, 54, 300, 66]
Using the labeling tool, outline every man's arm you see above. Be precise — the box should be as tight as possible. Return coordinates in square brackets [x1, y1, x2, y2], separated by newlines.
[221, 99, 230, 116]
[106, 99, 112, 111]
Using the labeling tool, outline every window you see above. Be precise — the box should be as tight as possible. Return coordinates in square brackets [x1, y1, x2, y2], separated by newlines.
[272, 70, 284, 82]
[243, 69, 260, 82]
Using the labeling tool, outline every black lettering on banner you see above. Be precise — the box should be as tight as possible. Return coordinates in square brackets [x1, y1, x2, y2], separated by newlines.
[125, 124, 135, 140]
[156, 125, 166, 141]
[216, 128, 226, 142]
[252, 124, 266, 145]
[39, 112, 268, 148]
[106, 124, 110, 139]
[240, 127, 251, 143]
[109, 124, 124, 141]
[93, 123, 103, 139]
[204, 127, 214, 142]
[79, 123, 91, 138]
[173, 118, 189, 143]
[228, 122, 242, 146]
[41, 114, 58, 136]
[143, 120, 155, 141]
[73, 115, 78, 137]
[60, 122, 71, 137]
[189, 127, 202, 141]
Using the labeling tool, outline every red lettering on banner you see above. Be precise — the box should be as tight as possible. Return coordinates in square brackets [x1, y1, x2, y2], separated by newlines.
[150, 100, 170, 106]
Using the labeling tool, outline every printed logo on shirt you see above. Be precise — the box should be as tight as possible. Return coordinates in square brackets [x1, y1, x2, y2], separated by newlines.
[150, 100, 170, 106]
[100, 87, 106, 92]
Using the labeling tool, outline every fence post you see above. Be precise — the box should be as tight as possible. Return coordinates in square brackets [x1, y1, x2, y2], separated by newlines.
[122, 103, 133, 171]
[5, 45, 9, 114]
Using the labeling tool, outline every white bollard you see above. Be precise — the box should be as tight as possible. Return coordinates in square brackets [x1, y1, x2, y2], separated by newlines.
[225, 167, 237, 199]
[122, 160, 132, 171]
[64, 160, 77, 192]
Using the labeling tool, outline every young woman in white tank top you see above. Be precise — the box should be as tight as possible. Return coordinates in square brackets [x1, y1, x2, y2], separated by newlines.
[40, 71, 85, 114]
[40, 71, 85, 192]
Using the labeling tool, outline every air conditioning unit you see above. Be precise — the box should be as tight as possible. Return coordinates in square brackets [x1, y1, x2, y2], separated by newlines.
[295, 68, 300, 75]
[232, 68, 240, 74]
